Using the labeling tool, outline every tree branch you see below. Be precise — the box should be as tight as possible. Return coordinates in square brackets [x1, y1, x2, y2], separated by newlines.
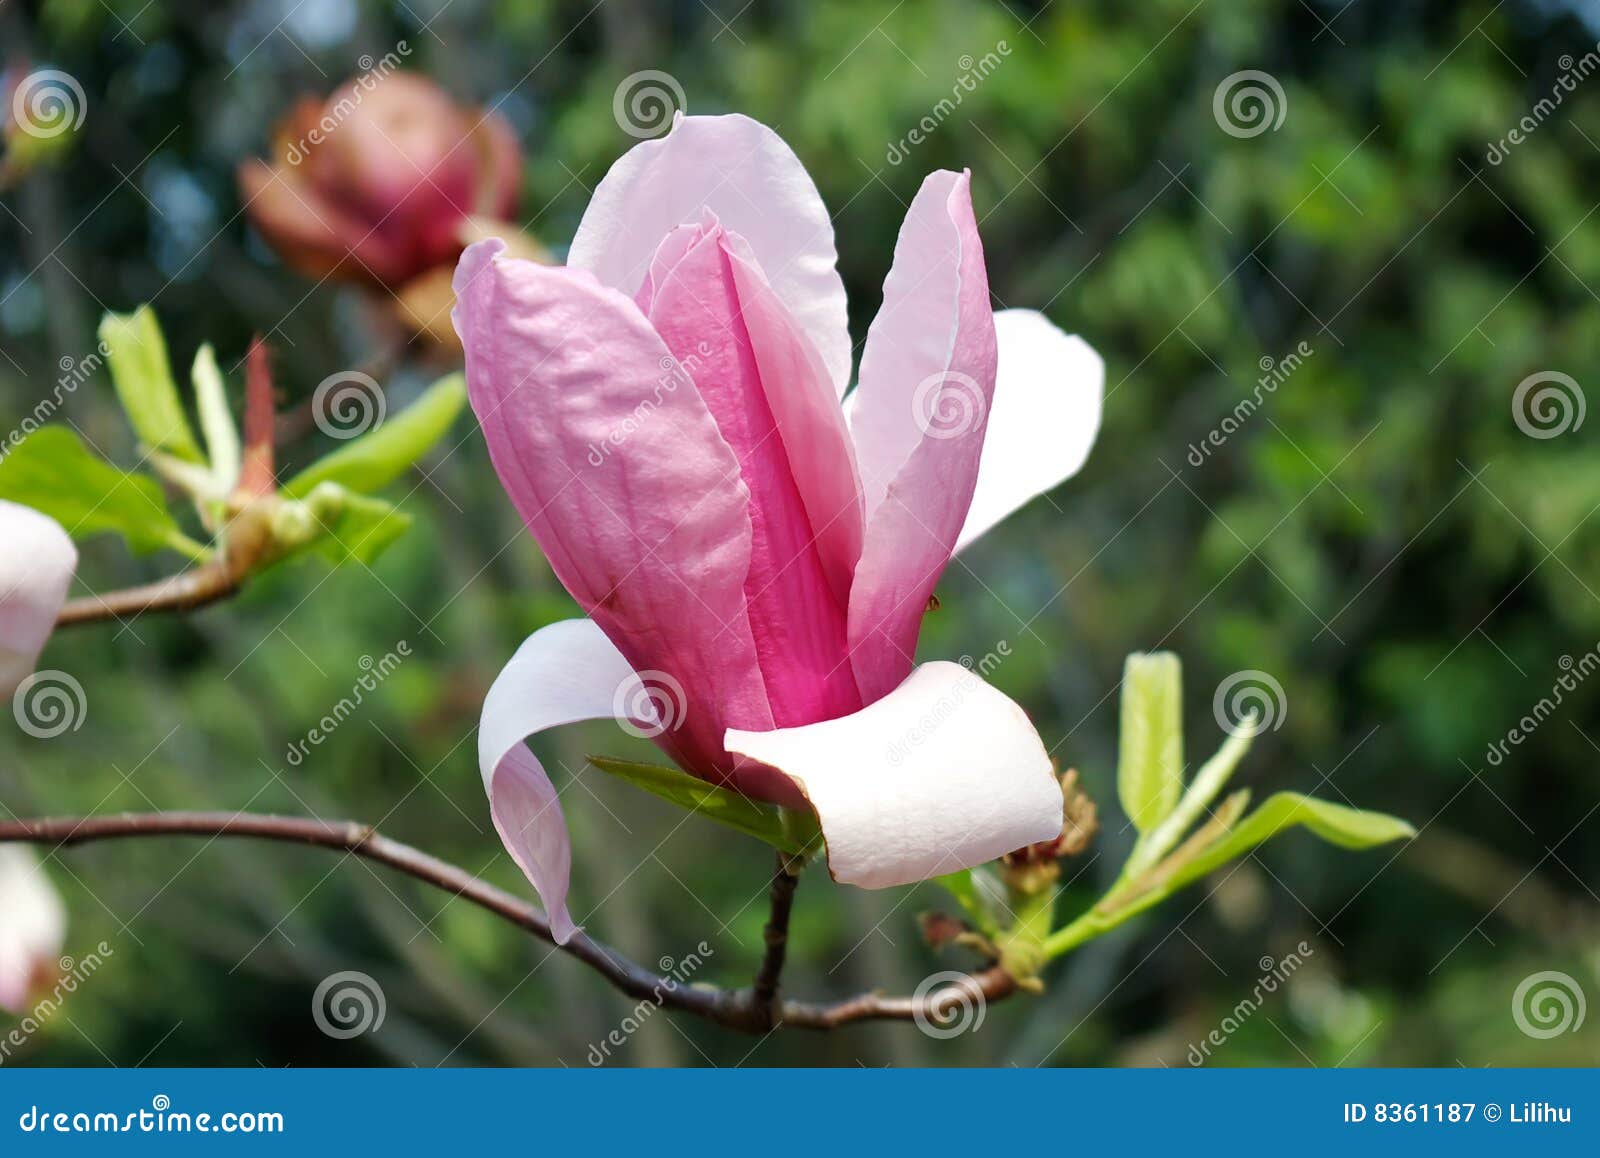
[55, 558, 241, 627]
[0, 811, 1020, 1035]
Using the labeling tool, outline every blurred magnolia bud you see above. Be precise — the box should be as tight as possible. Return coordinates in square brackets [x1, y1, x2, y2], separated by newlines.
[0, 500, 77, 697]
[0, 847, 67, 1017]
[237, 72, 521, 290]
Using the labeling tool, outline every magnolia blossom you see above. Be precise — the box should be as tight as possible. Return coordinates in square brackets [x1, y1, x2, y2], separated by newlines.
[0, 499, 76, 696]
[0, 846, 66, 1016]
[455, 114, 1102, 941]
[238, 73, 521, 289]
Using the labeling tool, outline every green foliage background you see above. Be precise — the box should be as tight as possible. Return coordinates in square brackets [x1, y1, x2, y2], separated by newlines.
[1, 0, 1597, 1066]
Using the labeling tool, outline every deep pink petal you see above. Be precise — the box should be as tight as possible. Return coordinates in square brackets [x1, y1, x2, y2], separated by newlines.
[846, 172, 998, 701]
[453, 239, 774, 782]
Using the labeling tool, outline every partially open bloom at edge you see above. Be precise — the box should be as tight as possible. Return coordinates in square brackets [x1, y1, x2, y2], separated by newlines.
[0, 499, 76, 696]
[454, 114, 1103, 942]
[0, 846, 67, 1017]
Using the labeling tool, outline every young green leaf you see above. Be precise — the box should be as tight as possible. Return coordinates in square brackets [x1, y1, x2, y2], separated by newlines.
[99, 306, 204, 463]
[191, 344, 241, 495]
[1117, 651, 1185, 834]
[586, 754, 818, 854]
[282, 373, 466, 499]
[1125, 721, 1255, 876]
[0, 426, 200, 556]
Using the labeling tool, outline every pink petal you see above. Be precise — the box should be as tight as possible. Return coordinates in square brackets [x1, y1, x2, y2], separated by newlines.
[726, 662, 1062, 887]
[0, 846, 67, 1016]
[452, 239, 773, 782]
[845, 172, 997, 701]
[956, 309, 1103, 552]
[640, 220, 860, 727]
[568, 114, 852, 397]
[0, 501, 77, 697]
[478, 619, 643, 944]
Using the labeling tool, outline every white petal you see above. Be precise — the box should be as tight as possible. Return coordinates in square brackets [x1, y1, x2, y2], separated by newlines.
[955, 309, 1103, 552]
[0, 501, 76, 696]
[0, 846, 67, 1016]
[726, 662, 1061, 888]
[568, 113, 853, 397]
[479, 618, 640, 944]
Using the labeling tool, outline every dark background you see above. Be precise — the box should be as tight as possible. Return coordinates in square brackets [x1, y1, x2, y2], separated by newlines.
[1, 0, 1597, 1066]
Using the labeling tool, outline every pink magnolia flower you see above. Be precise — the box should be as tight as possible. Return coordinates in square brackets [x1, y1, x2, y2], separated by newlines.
[0, 846, 66, 1016]
[455, 114, 1102, 941]
[0, 500, 76, 696]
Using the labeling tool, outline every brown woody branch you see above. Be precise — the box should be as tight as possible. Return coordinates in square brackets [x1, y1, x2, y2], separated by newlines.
[55, 557, 242, 627]
[0, 811, 1020, 1034]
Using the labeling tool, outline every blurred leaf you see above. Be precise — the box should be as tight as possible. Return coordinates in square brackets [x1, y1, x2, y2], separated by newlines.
[282, 374, 467, 499]
[1176, 792, 1416, 888]
[98, 306, 204, 463]
[0, 426, 190, 555]
[586, 754, 816, 853]
[1118, 651, 1184, 833]
[191, 343, 239, 494]
[295, 483, 413, 566]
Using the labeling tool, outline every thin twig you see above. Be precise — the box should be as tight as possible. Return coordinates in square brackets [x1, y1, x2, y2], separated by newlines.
[751, 851, 802, 1027]
[55, 558, 241, 627]
[0, 811, 1021, 1034]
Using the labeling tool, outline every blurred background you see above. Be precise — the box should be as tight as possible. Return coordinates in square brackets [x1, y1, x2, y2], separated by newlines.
[2, 0, 1598, 1067]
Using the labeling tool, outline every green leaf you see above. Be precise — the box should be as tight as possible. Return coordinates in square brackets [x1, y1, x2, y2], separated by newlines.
[1126, 721, 1255, 876]
[586, 754, 818, 854]
[1173, 792, 1416, 889]
[99, 306, 204, 463]
[282, 373, 467, 499]
[286, 483, 413, 566]
[934, 868, 1004, 937]
[191, 344, 240, 494]
[1117, 651, 1185, 833]
[0, 426, 196, 556]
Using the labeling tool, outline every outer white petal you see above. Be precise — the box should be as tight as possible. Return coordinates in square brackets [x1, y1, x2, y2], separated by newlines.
[726, 662, 1061, 887]
[479, 618, 641, 944]
[0, 500, 76, 696]
[955, 309, 1103, 553]
[0, 846, 67, 1016]
[568, 113, 853, 396]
